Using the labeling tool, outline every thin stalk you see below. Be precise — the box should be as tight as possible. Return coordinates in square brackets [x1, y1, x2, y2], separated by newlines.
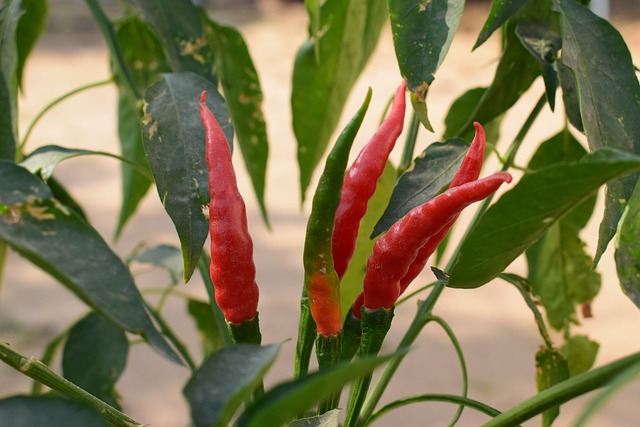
[395, 281, 437, 306]
[502, 94, 547, 170]
[397, 112, 420, 177]
[19, 78, 114, 154]
[0, 242, 6, 298]
[0, 342, 142, 427]
[143, 301, 196, 372]
[32, 328, 69, 395]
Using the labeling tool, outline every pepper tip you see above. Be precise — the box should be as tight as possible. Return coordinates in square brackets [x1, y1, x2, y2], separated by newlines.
[199, 91, 207, 104]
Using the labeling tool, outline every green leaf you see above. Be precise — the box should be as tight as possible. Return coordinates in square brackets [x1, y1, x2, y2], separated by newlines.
[560, 335, 599, 377]
[515, 19, 561, 110]
[389, 0, 464, 130]
[474, 0, 528, 49]
[535, 347, 570, 427]
[187, 298, 225, 357]
[373, 139, 469, 237]
[292, 0, 387, 201]
[0, 0, 23, 161]
[557, 59, 583, 133]
[555, 0, 640, 264]
[0, 160, 182, 364]
[202, 18, 270, 225]
[128, 243, 183, 285]
[134, 0, 217, 83]
[16, 0, 47, 90]
[615, 180, 640, 309]
[183, 343, 281, 427]
[62, 312, 129, 409]
[236, 354, 397, 427]
[288, 409, 339, 427]
[447, 149, 640, 289]
[46, 177, 87, 221]
[142, 72, 232, 282]
[0, 396, 109, 427]
[340, 162, 395, 317]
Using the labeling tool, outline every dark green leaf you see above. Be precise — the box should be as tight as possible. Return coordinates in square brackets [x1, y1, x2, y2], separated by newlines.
[62, 312, 129, 409]
[535, 347, 570, 427]
[292, 0, 387, 201]
[615, 180, 640, 309]
[142, 72, 232, 282]
[0, 160, 182, 364]
[237, 354, 398, 427]
[474, 0, 528, 49]
[558, 59, 583, 133]
[202, 18, 270, 225]
[515, 19, 561, 110]
[373, 139, 469, 237]
[46, 177, 87, 221]
[187, 298, 225, 357]
[0, 0, 22, 161]
[560, 335, 599, 376]
[448, 149, 640, 289]
[134, 0, 217, 82]
[555, 0, 640, 264]
[389, 0, 464, 130]
[340, 162, 395, 317]
[288, 410, 339, 427]
[128, 243, 183, 285]
[16, 0, 47, 90]
[0, 396, 109, 427]
[184, 343, 281, 427]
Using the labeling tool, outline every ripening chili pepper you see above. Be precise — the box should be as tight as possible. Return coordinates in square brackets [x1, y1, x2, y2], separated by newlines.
[200, 91, 259, 326]
[332, 81, 407, 279]
[363, 171, 512, 311]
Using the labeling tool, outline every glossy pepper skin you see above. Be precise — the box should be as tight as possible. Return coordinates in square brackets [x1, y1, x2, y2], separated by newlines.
[200, 91, 259, 325]
[363, 171, 512, 311]
[332, 81, 406, 279]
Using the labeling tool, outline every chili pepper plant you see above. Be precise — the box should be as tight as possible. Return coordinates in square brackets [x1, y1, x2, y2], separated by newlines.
[1, 0, 640, 426]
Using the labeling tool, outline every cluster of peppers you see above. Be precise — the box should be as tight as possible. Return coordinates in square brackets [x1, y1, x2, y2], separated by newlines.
[199, 83, 512, 414]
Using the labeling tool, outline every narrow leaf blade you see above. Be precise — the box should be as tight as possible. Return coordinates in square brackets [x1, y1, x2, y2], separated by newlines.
[0, 0, 23, 161]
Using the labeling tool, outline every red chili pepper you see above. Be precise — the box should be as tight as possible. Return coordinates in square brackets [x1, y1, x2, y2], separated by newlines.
[332, 81, 406, 279]
[363, 171, 512, 311]
[200, 91, 259, 325]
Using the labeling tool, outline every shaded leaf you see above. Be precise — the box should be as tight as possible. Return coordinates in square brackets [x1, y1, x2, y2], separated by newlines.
[535, 347, 570, 427]
[142, 72, 232, 282]
[184, 343, 281, 427]
[443, 87, 498, 143]
[557, 59, 583, 133]
[292, 0, 387, 201]
[62, 312, 129, 409]
[389, 0, 464, 130]
[288, 409, 339, 427]
[187, 298, 225, 357]
[16, 0, 47, 90]
[373, 139, 469, 237]
[0, 0, 22, 161]
[448, 149, 640, 289]
[128, 243, 183, 285]
[474, 0, 528, 49]
[46, 177, 87, 221]
[555, 0, 640, 264]
[202, 18, 270, 225]
[615, 180, 640, 309]
[0, 160, 181, 364]
[560, 335, 599, 377]
[0, 396, 109, 427]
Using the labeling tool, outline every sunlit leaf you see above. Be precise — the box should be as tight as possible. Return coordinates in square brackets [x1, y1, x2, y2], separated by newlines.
[535, 347, 570, 427]
[560, 335, 599, 376]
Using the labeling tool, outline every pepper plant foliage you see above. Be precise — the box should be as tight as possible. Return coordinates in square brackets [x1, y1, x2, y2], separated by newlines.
[1, 0, 639, 425]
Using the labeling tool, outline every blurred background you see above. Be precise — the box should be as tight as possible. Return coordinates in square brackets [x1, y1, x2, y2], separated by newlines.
[2, 0, 640, 425]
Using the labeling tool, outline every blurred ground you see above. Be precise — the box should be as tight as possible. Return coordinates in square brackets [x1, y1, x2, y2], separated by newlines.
[2, 1, 640, 426]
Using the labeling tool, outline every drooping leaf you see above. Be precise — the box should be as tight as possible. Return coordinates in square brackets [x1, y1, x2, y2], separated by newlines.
[615, 180, 640, 309]
[288, 409, 340, 427]
[202, 18, 270, 225]
[448, 149, 640, 289]
[142, 72, 232, 282]
[560, 335, 599, 377]
[515, 19, 561, 110]
[535, 347, 570, 427]
[62, 312, 129, 409]
[373, 139, 469, 237]
[555, 0, 640, 264]
[0, 396, 109, 427]
[128, 243, 183, 285]
[474, 0, 528, 49]
[187, 298, 225, 357]
[0, 160, 181, 364]
[557, 59, 583, 133]
[184, 344, 281, 427]
[0, 0, 22, 161]
[16, 0, 47, 90]
[340, 162, 395, 317]
[236, 354, 398, 427]
[292, 0, 387, 201]
[389, 0, 464, 130]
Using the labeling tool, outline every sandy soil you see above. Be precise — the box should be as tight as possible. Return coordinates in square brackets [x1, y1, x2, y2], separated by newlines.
[2, 1, 640, 426]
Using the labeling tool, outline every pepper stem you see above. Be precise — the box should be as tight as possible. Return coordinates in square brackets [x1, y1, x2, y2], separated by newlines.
[294, 290, 316, 379]
[316, 332, 343, 413]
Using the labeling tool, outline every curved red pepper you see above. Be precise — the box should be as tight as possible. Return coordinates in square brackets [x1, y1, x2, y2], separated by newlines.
[200, 91, 259, 324]
[332, 81, 406, 279]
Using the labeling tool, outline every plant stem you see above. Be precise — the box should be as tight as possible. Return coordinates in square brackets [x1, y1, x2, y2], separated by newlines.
[19, 78, 114, 155]
[397, 112, 420, 177]
[0, 342, 142, 427]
